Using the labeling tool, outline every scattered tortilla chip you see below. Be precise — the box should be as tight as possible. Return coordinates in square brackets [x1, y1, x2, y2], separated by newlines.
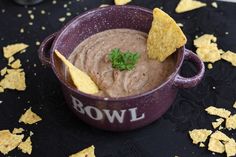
[0, 70, 26, 91]
[208, 137, 225, 153]
[3, 43, 28, 58]
[221, 51, 236, 66]
[211, 131, 230, 142]
[8, 56, 15, 65]
[55, 50, 99, 94]
[208, 63, 213, 69]
[10, 59, 22, 69]
[0, 130, 24, 155]
[212, 118, 224, 129]
[211, 2, 218, 8]
[0, 67, 7, 76]
[226, 114, 236, 130]
[19, 107, 42, 125]
[114, 0, 131, 5]
[205, 106, 231, 118]
[194, 34, 217, 48]
[225, 139, 236, 157]
[189, 129, 212, 144]
[196, 46, 222, 63]
[12, 128, 24, 134]
[69, 145, 95, 157]
[175, 0, 207, 13]
[177, 23, 183, 27]
[147, 8, 187, 62]
[18, 136, 32, 155]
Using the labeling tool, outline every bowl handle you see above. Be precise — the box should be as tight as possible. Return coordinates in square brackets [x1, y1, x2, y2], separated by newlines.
[38, 33, 57, 66]
[174, 49, 205, 88]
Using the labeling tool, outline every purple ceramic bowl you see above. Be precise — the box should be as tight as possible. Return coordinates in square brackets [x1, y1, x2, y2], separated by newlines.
[38, 5, 205, 131]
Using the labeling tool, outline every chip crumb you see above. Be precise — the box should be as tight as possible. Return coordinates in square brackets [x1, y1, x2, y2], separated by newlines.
[175, 0, 207, 13]
[12, 128, 24, 134]
[205, 106, 231, 118]
[177, 23, 184, 27]
[66, 12, 71, 16]
[147, 8, 187, 62]
[226, 114, 236, 130]
[99, 4, 110, 7]
[1, 67, 7, 76]
[225, 32, 229, 35]
[10, 59, 22, 69]
[29, 131, 34, 136]
[69, 145, 95, 157]
[41, 10, 46, 14]
[211, 2, 218, 8]
[189, 129, 212, 144]
[41, 26, 46, 30]
[114, 0, 131, 5]
[219, 126, 224, 130]
[225, 139, 236, 157]
[199, 143, 205, 147]
[0, 130, 24, 155]
[19, 107, 42, 125]
[29, 22, 33, 26]
[52, 0, 57, 4]
[27, 10, 32, 14]
[29, 14, 34, 20]
[233, 102, 236, 109]
[3, 43, 28, 58]
[208, 63, 213, 69]
[17, 14, 22, 18]
[208, 137, 225, 153]
[221, 51, 236, 66]
[18, 136, 32, 155]
[36, 41, 40, 46]
[59, 17, 66, 22]
[211, 131, 230, 142]
[212, 118, 224, 129]
[20, 28, 24, 33]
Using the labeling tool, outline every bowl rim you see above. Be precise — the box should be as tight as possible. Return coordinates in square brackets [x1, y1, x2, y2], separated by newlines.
[50, 5, 185, 102]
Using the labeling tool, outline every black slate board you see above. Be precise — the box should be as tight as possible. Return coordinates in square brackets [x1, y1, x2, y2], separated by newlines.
[0, 0, 236, 157]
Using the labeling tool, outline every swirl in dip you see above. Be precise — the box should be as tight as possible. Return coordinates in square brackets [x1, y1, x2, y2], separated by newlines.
[68, 29, 176, 97]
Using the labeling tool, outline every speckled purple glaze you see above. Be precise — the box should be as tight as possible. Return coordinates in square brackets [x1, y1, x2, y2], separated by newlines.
[38, 5, 205, 131]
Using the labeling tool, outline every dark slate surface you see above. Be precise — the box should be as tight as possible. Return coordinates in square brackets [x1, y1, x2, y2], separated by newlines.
[0, 0, 236, 157]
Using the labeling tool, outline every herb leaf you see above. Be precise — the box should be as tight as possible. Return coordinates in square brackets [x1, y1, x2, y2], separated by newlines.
[108, 48, 140, 71]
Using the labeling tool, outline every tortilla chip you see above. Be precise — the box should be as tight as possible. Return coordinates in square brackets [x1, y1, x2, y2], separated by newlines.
[175, 0, 207, 13]
[226, 114, 236, 130]
[0, 67, 7, 76]
[147, 8, 187, 62]
[211, 2, 218, 8]
[194, 34, 217, 48]
[10, 59, 22, 69]
[221, 51, 236, 66]
[0, 130, 24, 155]
[0, 70, 26, 91]
[212, 118, 224, 129]
[69, 145, 95, 157]
[225, 139, 236, 157]
[18, 136, 32, 155]
[12, 128, 24, 134]
[205, 106, 231, 118]
[196, 46, 222, 63]
[211, 131, 230, 142]
[208, 138, 225, 153]
[55, 50, 99, 94]
[189, 129, 212, 144]
[114, 0, 131, 5]
[19, 107, 42, 125]
[3, 43, 28, 58]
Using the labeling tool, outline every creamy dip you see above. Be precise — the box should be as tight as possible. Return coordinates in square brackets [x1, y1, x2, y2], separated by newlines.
[68, 29, 176, 97]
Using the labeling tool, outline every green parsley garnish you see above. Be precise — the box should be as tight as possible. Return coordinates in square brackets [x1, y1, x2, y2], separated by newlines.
[108, 48, 140, 71]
